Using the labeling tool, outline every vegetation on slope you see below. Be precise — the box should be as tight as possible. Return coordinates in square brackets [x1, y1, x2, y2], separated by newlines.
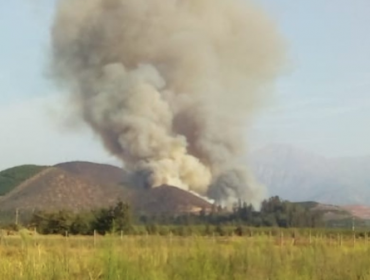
[0, 165, 47, 196]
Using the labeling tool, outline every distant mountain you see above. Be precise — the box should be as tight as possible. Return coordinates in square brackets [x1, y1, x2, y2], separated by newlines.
[250, 144, 370, 205]
[0, 162, 212, 215]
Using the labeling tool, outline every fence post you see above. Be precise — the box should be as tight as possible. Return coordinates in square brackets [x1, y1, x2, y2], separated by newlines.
[65, 230, 69, 248]
[337, 233, 340, 246]
[279, 231, 284, 247]
[353, 233, 356, 247]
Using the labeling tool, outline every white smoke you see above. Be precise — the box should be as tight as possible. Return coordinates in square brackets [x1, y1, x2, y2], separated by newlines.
[51, 0, 284, 206]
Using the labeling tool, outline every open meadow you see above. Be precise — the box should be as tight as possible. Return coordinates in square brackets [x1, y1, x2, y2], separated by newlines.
[1, 232, 370, 280]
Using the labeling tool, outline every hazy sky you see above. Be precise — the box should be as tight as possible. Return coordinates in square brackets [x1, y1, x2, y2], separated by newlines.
[0, 0, 369, 170]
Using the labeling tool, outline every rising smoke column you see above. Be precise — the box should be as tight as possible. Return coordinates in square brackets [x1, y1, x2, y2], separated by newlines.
[51, 0, 284, 206]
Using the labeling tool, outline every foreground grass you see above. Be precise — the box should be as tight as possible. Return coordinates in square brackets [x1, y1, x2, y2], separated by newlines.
[0, 233, 370, 279]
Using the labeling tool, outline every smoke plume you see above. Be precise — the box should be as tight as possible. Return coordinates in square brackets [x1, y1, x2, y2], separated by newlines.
[51, 0, 284, 206]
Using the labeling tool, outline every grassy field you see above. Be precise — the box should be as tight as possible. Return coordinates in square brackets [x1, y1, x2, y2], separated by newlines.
[0, 231, 370, 280]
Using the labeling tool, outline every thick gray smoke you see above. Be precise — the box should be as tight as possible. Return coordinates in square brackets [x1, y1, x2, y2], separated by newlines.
[51, 0, 284, 207]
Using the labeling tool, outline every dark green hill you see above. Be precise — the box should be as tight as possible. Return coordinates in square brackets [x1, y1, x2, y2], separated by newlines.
[0, 165, 48, 196]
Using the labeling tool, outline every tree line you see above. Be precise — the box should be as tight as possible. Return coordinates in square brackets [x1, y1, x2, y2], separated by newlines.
[11, 196, 325, 235]
[138, 196, 323, 228]
[29, 201, 132, 235]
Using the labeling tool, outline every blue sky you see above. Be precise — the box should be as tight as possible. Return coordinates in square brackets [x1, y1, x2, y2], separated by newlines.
[0, 0, 369, 170]
[252, 0, 370, 156]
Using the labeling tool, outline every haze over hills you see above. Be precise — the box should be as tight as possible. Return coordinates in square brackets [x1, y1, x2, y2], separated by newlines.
[250, 144, 370, 206]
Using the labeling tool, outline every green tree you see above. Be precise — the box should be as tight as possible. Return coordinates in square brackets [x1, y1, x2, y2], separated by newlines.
[70, 214, 92, 235]
[113, 201, 132, 233]
[92, 201, 132, 235]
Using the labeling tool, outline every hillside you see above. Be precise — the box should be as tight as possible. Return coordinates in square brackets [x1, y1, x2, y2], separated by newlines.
[0, 165, 47, 196]
[343, 205, 370, 220]
[131, 185, 212, 215]
[0, 167, 126, 211]
[0, 162, 212, 215]
[250, 144, 370, 205]
[55, 161, 126, 186]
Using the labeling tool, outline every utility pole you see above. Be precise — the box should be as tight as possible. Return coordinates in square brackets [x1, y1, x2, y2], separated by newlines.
[15, 208, 19, 226]
[352, 216, 355, 232]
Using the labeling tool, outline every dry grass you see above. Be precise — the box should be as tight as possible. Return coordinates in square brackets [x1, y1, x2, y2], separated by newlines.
[0, 233, 369, 279]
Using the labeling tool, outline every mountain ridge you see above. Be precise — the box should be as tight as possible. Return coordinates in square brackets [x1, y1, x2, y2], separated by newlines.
[250, 144, 370, 206]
